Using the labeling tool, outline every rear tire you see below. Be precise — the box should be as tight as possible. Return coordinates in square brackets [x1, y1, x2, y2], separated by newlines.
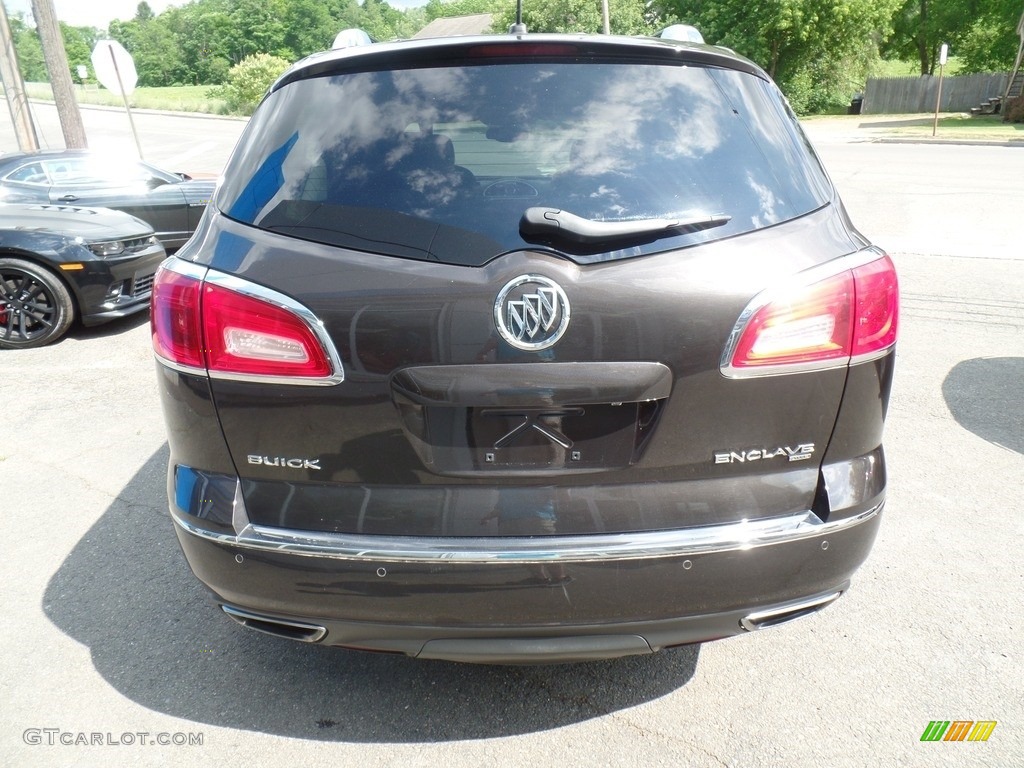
[0, 257, 75, 349]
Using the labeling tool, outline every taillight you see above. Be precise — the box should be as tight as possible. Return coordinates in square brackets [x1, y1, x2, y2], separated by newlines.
[151, 260, 342, 384]
[722, 251, 898, 377]
[850, 254, 899, 359]
[202, 281, 333, 379]
[152, 267, 204, 369]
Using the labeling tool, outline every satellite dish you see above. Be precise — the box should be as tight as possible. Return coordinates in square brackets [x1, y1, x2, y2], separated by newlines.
[659, 25, 705, 44]
[332, 29, 372, 50]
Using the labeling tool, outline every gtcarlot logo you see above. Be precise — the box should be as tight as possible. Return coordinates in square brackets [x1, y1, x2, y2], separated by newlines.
[23, 729, 204, 747]
[920, 720, 997, 742]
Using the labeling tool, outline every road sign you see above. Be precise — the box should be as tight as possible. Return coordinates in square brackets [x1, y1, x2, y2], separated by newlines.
[90, 40, 137, 97]
[90, 40, 143, 159]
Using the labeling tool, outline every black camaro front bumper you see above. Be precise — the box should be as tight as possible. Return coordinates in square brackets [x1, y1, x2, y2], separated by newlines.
[68, 242, 166, 325]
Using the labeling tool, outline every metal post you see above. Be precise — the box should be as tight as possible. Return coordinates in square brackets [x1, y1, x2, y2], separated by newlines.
[108, 44, 144, 160]
[932, 65, 944, 136]
[932, 43, 948, 137]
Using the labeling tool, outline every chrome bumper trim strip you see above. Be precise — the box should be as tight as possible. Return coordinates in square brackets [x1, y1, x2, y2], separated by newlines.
[171, 492, 883, 564]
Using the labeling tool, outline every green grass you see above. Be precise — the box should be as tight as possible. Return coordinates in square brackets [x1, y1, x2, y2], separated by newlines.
[870, 57, 966, 78]
[25, 82, 231, 115]
[890, 113, 1023, 139]
[802, 113, 1023, 140]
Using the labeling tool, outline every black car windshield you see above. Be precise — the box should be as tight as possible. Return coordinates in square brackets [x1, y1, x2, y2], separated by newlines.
[217, 58, 832, 265]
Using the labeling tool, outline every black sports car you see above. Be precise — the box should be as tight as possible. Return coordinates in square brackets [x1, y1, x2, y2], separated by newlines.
[153, 32, 898, 663]
[0, 203, 165, 348]
[0, 150, 216, 251]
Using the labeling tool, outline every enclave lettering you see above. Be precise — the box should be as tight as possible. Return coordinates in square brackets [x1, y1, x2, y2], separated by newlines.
[714, 444, 816, 464]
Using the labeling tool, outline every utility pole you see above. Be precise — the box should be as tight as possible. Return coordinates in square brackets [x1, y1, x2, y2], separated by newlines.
[31, 0, 86, 148]
[0, 0, 39, 150]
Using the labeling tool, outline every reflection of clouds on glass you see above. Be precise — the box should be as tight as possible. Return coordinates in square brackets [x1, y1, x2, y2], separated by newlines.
[746, 173, 780, 227]
[569, 68, 723, 175]
[709, 68, 831, 208]
[216, 59, 833, 264]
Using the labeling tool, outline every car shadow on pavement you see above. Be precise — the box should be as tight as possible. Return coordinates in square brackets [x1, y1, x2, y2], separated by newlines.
[66, 311, 150, 342]
[942, 356, 1023, 455]
[43, 445, 700, 742]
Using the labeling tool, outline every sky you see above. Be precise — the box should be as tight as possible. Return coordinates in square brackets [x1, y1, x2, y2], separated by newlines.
[4, 0, 427, 29]
[5, 1, 182, 29]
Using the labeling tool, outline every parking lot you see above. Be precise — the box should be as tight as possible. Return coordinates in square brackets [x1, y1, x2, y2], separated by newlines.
[1, 106, 1022, 766]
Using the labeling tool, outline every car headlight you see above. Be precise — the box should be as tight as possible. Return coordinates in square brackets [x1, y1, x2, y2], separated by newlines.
[87, 240, 126, 257]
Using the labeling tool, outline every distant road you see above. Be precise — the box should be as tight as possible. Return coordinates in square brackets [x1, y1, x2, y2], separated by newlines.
[0, 101, 247, 174]
[3, 101, 1022, 261]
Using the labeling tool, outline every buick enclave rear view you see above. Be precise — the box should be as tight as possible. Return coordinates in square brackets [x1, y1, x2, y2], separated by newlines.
[152, 33, 897, 663]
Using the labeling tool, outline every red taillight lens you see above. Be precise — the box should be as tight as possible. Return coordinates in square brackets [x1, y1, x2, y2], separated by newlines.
[724, 252, 898, 376]
[152, 262, 338, 382]
[152, 267, 204, 369]
[202, 282, 333, 378]
[851, 254, 899, 359]
[730, 271, 854, 370]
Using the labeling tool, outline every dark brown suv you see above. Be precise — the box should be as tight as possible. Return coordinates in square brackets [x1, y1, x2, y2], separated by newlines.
[152, 32, 898, 663]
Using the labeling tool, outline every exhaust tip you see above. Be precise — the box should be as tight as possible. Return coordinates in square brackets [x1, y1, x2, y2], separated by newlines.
[221, 605, 327, 643]
[740, 591, 843, 632]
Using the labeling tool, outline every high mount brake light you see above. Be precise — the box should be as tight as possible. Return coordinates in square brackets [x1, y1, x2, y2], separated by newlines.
[151, 262, 343, 385]
[467, 44, 579, 58]
[722, 251, 898, 378]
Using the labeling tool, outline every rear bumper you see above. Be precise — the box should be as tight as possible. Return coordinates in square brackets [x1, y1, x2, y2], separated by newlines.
[170, 486, 882, 662]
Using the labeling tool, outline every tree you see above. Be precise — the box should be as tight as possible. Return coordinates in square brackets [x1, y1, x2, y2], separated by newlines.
[8, 13, 46, 82]
[425, 0, 505, 21]
[884, 0, 1022, 75]
[59, 23, 97, 80]
[132, 17, 187, 85]
[493, 0, 655, 35]
[945, 0, 1022, 73]
[656, 0, 902, 112]
[207, 52, 291, 113]
[228, 0, 290, 60]
[135, 2, 155, 22]
[358, 0, 419, 41]
[163, 3, 236, 83]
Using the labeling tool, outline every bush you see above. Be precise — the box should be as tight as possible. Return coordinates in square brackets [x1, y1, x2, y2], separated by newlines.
[1004, 95, 1024, 124]
[207, 54, 291, 115]
[780, 64, 850, 116]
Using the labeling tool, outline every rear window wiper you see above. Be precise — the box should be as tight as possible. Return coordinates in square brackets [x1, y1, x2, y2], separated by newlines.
[520, 207, 731, 245]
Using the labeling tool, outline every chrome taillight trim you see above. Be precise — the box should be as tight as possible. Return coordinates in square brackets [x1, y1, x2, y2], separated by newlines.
[170, 480, 883, 565]
[152, 256, 345, 386]
[720, 247, 895, 379]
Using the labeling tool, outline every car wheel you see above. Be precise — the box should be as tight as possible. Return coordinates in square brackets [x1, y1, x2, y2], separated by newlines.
[0, 257, 75, 349]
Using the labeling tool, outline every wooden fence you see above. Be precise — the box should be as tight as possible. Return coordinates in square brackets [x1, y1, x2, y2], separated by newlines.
[862, 73, 1009, 114]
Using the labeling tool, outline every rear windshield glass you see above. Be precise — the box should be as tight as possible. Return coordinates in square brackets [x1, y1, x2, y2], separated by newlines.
[217, 59, 832, 265]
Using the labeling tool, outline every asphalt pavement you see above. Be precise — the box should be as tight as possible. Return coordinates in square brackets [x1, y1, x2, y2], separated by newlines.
[0, 105, 1021, 768]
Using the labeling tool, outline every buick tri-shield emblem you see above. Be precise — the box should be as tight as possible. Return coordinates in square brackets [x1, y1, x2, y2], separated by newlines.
[494, 275, 571, 351]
